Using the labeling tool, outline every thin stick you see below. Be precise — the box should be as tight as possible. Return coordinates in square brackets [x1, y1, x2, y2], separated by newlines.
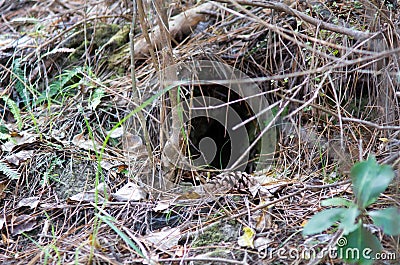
[129, 0, 154, 167]
[217, 0, 373, 40]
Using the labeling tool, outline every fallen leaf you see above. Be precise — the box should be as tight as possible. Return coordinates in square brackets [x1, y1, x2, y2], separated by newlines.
[153, 201, 171, 212]
[112, 182, 147, 201]
[17, 196, 40, 209]
[40, 202, 68, 210]
[106, 127, 124, 138]
[10, 214, 37, 235]
[254, 237, 272, 252]
[251, 207, 272, 232]
[117, 164, 128, 173]
[72, 133, 102, 152]
[99, 160, 115, 170]
[1, 132, 37, 152]
[123, 132, 144, 155]
[143, 227, 181, 251]
[68, 183, 108, 203]
[0, 180, 8, 199]
[5, 150, 34, 166]
[237, 226, 255, 248]
[50, 129, 66, 141]
[175, 191, 201, 201]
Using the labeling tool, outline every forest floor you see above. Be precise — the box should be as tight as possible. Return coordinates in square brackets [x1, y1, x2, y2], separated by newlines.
[0, 0, 399, 264]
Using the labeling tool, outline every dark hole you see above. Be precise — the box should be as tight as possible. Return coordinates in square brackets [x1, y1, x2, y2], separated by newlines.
[185, 85, 260, 172]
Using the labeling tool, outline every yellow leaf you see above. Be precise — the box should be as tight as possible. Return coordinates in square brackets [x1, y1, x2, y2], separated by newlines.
[237, 226, 255, 248]
[379, 138, 389, 143]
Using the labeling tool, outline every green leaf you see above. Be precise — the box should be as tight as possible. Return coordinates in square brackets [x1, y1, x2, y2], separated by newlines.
[351, 156, 394, 209]
[322, 197, 355, 208]
[368, 207, 400, 236]
[303, 208, 347, 235]
[0, 125, 9, 134]
[337, 225, 382, 265]
[339, 206, 360, 235]
[89, 87, 105, 110]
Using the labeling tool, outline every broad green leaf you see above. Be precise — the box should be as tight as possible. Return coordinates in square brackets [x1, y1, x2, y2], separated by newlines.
[369, 207, 400, 236]
[322, 197, 355, 208]
[351, 156, 394, 209]
[337, 225, 382, 265]
[338, 206, 360, 235]
[89, 87, 105, 110]
[0, 125, 9, 134]
[303, 208, 347, 235]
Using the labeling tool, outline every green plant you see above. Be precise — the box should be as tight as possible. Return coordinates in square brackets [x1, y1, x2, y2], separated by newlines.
[89, 87, 105, 110]
[36, 67, 83, 106]
[0, 124, 10, 140]
[41, 157, 64, 187]
[96, 213, 144, 258]
[22, 212, 62, 265]
[303, 156, 400, 264]
[87, 85, 173, 262]
[12, 59, 31, 107]
[0, 161, 20, 180]
[1, 95, 23, 130]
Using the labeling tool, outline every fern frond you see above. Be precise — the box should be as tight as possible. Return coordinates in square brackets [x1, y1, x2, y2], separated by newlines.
[12, 59, 30, 107]
[36, 67, 83, 105]
[42, 157, 64, 186]
[1, 96, 23, 130]
[89, 87, 105, 110]
[0, 161, 20, 180]
[59, 67, 83, 88]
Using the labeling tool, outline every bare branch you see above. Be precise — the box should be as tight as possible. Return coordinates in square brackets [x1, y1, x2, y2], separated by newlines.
[217, 0, 375, 40]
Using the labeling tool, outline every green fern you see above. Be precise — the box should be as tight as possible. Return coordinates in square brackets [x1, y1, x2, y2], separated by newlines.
[0, 161, 20, 180]
[12, 59, 30, 107]
[36, 67, 83, 105]
[41, 157, 64, 186]
[89, 87, 105, 110]
[1, 96, 23, 130]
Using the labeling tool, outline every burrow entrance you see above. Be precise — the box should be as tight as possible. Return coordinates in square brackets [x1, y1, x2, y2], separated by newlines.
[184, 85, 263, 172]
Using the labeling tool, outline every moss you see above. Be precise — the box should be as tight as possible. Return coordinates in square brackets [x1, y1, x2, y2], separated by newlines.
[66, 23, 123, 63]
[192, 221, 240, 247]
[192, 224, 225, 247]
